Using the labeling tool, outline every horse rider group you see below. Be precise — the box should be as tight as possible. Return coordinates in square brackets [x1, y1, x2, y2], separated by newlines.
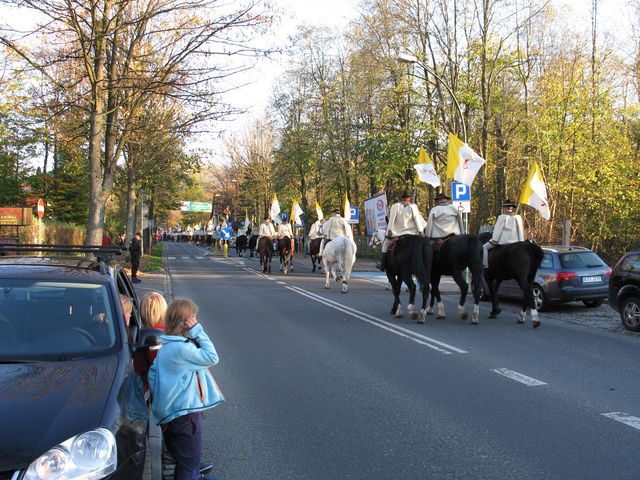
[256, 213, 296, 253]
[375, 189, 524, 272]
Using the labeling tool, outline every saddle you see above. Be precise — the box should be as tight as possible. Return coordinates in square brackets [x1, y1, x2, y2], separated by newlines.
[387, 236, 405, 252]
[432, 233, 455, 253]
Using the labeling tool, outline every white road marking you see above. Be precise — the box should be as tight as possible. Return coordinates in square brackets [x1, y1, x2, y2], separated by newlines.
[276, 281, 287, 285]
[195, 256, 205, 259]
[602, 412, 640, 431]
[182, 256, 191, 260]
[167, 256, 176, 260]
[285, 285, 466, 355]
[491, 368, 547, 386]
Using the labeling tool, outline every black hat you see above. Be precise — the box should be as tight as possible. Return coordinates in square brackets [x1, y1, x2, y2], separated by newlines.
[331, 208, 340, 214]
[502, 199, 517, 208]
[263, 214, 269, 220]
[401, 189, 412, 198]
[435, 193, 450, 202]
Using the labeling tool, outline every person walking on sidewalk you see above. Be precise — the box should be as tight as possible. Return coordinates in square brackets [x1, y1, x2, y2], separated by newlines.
[129, 232, 142, 283]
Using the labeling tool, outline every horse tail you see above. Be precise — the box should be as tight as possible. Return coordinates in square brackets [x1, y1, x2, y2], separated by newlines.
[526, 241, 544, 280]
[413, 236, 431, 287]
[344, 237, 357, 279]
[468, 235, 484, 269]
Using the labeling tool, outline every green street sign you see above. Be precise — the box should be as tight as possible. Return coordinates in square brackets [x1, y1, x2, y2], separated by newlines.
[181, 201, 212, 212]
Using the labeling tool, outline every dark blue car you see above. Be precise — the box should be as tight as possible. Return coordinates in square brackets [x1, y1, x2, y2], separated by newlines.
[0, 245, 161, 480]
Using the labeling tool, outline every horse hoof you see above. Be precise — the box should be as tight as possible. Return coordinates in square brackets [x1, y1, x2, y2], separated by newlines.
[410, 312, 418, 320]
[460, 312, 468, 320]
[437, 315, 446, 320]
[532, 320, 541, 328]
[517, 318, 525, 324]
[324, 286, 330, 289]
[488, 313, 497, 319]
[416, 317, 425, 324]
[471, 320, 479, 325]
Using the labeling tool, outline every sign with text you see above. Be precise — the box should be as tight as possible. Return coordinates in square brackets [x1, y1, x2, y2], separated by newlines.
[363, 193, 388, 235]
[180, 201, 212, 212]
[348, 206, 359, 224]
[0, 207, 33, 226]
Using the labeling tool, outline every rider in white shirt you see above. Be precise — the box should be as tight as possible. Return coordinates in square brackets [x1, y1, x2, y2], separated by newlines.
[483, 199, 524, 268]
[377, 190, 427, 271]
[424, 193, 464, 240]
[277, 215, 294, 252]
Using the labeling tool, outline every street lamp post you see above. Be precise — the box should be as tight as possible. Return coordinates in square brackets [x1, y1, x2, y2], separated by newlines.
[397, 53, 467, 143]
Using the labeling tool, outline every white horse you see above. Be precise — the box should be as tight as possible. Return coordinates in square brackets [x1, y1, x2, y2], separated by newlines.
[322, 235, 357, 293]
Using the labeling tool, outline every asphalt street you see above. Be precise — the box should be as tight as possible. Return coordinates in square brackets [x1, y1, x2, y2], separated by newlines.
[137, 241, 640, 480]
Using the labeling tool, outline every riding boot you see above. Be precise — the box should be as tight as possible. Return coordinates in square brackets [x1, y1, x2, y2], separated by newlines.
[376, 252, 387, 271]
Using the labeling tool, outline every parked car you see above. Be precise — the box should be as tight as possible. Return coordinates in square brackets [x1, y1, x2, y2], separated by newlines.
[0, 244, 162, 480]
[608, 250, 640, 332]
[497, 245, 611, 311]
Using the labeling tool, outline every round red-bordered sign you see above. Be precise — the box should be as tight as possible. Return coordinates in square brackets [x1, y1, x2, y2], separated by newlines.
[37, 198, 45, 219]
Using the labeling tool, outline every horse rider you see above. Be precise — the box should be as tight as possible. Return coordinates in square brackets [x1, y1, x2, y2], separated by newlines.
[309, 216, 323, 242]
[277, 214, 295, 253]
[319, 208, 349, 260]
[258, 215, 276, 253]
[482, 198, 524, 268]
[376, 189, 427, 271]
[424, 193, 464, 242]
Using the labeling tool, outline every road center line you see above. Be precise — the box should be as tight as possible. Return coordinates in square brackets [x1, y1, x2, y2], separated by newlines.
[602, 412, 640, 431]
[288, 285, 467, 354]
[491, 368, 547, 386]
[285, 286, 468, 354]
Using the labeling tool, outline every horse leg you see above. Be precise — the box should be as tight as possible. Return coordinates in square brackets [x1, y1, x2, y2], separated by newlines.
[324, 266, 331, 289]
[517, 277, 541, 328]
[470, 266, 483, 325]
[388, 274, 402, 317]
[488, 279, 503, 318]
[405, 277, 417, 320]
[451, 270, 469, 320]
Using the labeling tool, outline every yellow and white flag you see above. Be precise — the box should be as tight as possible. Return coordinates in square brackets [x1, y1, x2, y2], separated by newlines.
[519, 162, 550, 220]
[414, 146, 441, 187]
[292, 200, 304, 225]
[446, 132, 486, 186]
[315, 201, 324, 220]
[344, 195, 351, 220]
[244, 209, 250, 231]
[270, 194, 281, 224]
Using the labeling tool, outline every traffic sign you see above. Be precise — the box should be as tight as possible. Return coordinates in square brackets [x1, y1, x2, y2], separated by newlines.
[37, 198, 45, 219]
[220, 227, 232, 240]
[348, 206, 359, 224]
[451, 182, 471, 202]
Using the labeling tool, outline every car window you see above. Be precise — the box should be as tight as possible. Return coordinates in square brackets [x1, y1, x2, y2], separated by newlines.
[540, 253, 553, 269]
[619, 254, 640, 272]
[559, 252, 605, 269]
[0, 280, 118, 360]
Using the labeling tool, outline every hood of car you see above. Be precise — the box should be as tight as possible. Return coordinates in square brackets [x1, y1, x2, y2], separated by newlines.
[0, 355, 118, 471]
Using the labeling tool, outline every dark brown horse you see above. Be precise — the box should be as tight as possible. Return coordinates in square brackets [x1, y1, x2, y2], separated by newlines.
[235, 234, 248, 256]
[277, 236, 294, 274]
[428, 234, 484, 324]
[308, 237, 322, 272]
[384, 235, 432, 323]
[480, 232, 544, 327]
[257, 237, 274, 273]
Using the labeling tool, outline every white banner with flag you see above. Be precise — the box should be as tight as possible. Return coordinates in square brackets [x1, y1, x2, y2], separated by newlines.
[292, 201, 304, 226]
[364, 193, 388, 235]
[446, 132, 486, 186]
[270, 194, 281, 224]
[414, 147, 441, 187]
[519, 161, 551, 220]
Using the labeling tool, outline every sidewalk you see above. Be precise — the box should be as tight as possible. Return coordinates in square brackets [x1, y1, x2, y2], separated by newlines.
[131, 269, 171, 301]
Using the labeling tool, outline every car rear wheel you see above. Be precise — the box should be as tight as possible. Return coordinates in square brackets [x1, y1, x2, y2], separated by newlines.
[621, 296, 640, 332]
[583, 299, 603, 308]
[532, 284, 547, 311]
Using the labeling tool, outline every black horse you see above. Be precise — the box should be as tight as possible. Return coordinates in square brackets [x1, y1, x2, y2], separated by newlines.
[479, 232, 544, 327]
[384, 235, 432, 323]
[235, 234, 248, 256]
[249, 235, 258, 257]
[428, 235, 484, 325]
[308, 237, 322, 272]
[277, 237, 294, 274]
[257, 237, 274, 273]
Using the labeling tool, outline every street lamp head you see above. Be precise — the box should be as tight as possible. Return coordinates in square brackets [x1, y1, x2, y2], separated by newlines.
[397, 53, 418, 64]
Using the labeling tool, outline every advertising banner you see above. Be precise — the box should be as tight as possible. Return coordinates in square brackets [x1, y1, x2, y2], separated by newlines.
[363, 193, 388, 235]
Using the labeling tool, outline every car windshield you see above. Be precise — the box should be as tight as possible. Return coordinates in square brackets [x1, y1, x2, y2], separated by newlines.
[0, 279, 118, 361]
[559, 252, 605, 269]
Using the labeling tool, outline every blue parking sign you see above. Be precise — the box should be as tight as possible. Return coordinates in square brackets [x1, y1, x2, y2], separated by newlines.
[451, 182, 471, 201]
[349, 206, 359, 224]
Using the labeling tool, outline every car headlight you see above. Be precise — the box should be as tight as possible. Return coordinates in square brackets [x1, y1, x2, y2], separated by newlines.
[24, 428, 117, 480]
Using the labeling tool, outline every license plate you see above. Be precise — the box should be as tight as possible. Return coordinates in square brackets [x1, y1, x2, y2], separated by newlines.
[582, 276, 601, 283]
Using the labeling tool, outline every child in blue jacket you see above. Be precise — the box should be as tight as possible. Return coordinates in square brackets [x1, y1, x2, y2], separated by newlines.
[148, 299, 224, 480]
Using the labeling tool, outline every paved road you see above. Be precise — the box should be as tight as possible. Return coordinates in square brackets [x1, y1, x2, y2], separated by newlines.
[151, 241, 640, 479]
